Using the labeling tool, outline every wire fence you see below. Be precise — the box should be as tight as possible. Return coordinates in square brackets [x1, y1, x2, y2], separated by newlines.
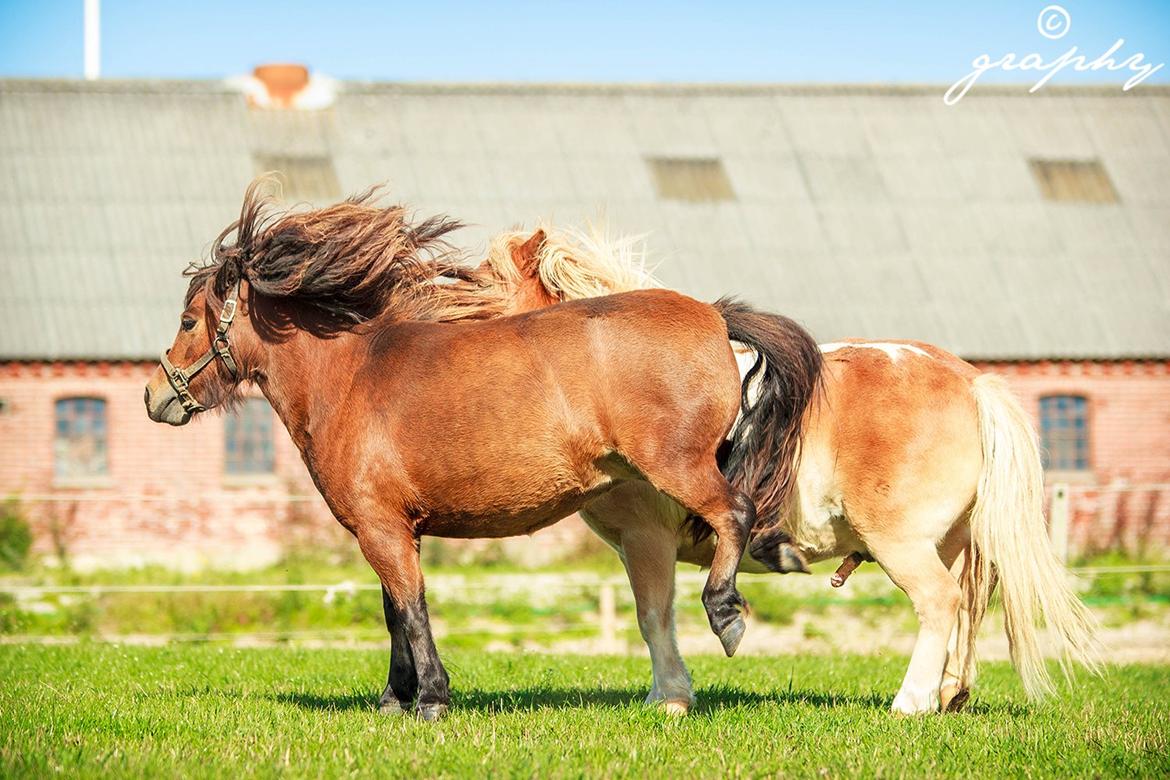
[2, 481, 1168, 647]
[2, 563, 1167, 648]
[2, 563, 1169, 599]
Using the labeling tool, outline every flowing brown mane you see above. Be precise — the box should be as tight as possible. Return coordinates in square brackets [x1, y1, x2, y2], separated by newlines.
[185, 177, 509, 325]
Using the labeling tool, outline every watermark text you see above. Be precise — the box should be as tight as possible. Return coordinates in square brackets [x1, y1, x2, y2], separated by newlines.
[945, 5, 1163, 105]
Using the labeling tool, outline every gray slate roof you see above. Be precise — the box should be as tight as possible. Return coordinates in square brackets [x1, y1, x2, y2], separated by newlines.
[1, 79, 1168, 360]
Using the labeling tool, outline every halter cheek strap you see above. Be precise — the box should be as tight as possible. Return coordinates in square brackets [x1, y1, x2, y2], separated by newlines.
[159, 284, 241, 414]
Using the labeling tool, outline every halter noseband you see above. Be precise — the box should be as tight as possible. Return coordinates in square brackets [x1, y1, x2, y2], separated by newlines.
[159, 284, 241, 414]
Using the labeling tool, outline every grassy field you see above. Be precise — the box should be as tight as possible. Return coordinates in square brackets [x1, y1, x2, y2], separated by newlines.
[1, 645, 1166, 778]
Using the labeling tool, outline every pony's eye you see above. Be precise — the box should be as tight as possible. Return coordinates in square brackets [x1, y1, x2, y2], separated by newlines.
[181, 317, 197, 332]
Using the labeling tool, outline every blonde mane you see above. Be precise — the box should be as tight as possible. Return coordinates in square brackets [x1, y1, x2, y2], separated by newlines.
[481, 223, 659, 301]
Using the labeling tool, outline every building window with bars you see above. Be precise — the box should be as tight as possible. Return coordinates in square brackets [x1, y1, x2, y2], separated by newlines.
[225, 398, 276, 475]
[1039, 395, 1090, 472]
[54, 397, 109, 479]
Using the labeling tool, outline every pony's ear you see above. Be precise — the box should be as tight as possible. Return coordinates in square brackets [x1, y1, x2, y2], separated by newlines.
[510, 229, 547, 279]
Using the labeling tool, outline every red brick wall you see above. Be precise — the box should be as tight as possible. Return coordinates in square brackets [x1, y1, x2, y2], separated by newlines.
[2, 359, 1168, 568]
[0, 361, 339, 570]
[973, 361, 1170, 484]
[972, 360, 1170, 555]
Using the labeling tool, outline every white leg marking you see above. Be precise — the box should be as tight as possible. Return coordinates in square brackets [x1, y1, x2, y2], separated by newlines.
[871, 541, 961, 716]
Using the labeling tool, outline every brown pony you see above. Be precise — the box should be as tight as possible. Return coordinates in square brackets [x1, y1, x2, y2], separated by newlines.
[144, 181, 823, 720]
[462, 225, 1101, 716]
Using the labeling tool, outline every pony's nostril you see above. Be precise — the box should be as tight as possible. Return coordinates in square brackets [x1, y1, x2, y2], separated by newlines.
[143, 387, 151, 407]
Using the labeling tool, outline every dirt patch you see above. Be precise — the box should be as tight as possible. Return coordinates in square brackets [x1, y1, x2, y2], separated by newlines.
[535, 604, 1170, 664]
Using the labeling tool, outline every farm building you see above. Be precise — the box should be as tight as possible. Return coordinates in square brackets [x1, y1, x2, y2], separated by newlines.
[1, 70, 1168, 569]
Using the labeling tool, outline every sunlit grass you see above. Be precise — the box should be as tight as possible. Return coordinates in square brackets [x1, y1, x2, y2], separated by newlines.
[1, 645, 1166, 778]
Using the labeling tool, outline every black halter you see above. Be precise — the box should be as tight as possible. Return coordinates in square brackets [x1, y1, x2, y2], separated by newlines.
[159, 284, 241, 414]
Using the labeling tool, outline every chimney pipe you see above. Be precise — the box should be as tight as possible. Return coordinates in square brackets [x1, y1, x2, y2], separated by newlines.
[252, 64, 311, 108]
[84, 0, 100, 80]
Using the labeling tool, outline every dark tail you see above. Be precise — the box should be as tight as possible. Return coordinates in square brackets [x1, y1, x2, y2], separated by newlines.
[688, 299, 822, 544]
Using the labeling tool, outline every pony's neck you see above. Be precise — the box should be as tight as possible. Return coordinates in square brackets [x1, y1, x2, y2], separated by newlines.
[246, 306, 365, 454]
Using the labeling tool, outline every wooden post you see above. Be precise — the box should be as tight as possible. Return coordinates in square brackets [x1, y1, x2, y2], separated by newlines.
[1050, 482, 1070, 563]
[598, 581, 617, 652]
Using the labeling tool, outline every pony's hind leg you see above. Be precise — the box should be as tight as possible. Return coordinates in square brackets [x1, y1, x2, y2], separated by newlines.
[940, 556, 973, 714]
[357, 522, 450, 721]
[868, 537, 962, 715]
[639, 463, 755, 657]
[700, 486, 755, 657]
[939, 524, 987, 713]
[378, 586, 418, 716]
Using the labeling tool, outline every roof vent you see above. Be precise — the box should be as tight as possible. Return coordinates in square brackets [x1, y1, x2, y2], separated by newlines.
[229, 63, 336, 109]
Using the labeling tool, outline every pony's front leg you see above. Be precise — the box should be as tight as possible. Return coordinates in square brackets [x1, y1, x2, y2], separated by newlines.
[357, 524, 450, 721]
[616, 523, 692, 714]
[378, 585, 418, 716]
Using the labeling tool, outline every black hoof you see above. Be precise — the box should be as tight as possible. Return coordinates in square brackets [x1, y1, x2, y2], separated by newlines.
[944, 689, 971, 713]
[749, 528, 810, 574]
[718, 616, 746, 657]
[417, 703, 448, 721]
[704, 586, 748, 656]
[378, 698, 411, 716]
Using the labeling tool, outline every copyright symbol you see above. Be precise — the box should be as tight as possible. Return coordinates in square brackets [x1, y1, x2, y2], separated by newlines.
[1037, 4, 1071, 39]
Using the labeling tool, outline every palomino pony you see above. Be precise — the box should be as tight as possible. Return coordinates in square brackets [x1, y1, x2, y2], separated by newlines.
[457, 225, 1100, 716]
[144, 182, 823, 720]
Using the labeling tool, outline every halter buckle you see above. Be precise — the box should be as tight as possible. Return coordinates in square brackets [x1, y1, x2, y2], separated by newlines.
[218, 298, 237, 330]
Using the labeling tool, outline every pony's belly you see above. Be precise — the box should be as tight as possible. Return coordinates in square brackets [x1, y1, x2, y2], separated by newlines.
[782, 498, 868, 565]
[417, 482, 614, 539]
[795, 511, 857, 559]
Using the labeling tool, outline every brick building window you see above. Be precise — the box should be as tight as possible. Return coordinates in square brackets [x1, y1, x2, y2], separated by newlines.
[54, 397, 108, 479]
[225, 398, 275, 475]
[1039, 395, 1090, 471]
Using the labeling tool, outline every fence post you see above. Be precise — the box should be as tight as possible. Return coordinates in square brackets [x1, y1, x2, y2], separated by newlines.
[598, 581, 618, 652]
[1050, 482, 1070, 563]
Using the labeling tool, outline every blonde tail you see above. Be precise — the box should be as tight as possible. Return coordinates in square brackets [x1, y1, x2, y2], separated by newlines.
[968, 374, 1101, 698]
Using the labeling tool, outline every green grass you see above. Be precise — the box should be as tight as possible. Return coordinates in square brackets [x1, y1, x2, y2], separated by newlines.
[1, 645, 1166, 778]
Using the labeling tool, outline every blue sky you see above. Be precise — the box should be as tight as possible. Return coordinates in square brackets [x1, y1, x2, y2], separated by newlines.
[1, 0, 1167, 85]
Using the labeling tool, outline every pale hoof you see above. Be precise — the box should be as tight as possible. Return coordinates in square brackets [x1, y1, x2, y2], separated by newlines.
[718, 617, 746, 657]
[778, 544, 811, 574]
[417, 703, 448, 721]
[645, 689, 694, 713]
[890, 687, 940, 716]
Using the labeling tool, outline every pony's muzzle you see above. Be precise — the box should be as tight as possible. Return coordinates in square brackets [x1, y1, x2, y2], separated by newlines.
[144, 383, 191, 426]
